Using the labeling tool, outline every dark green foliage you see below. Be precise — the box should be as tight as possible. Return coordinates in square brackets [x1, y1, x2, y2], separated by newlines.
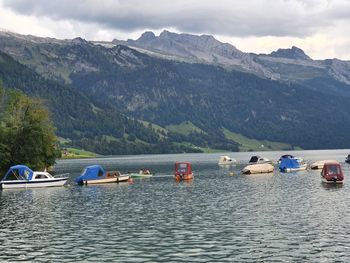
[0, 84, 59, 173]
[0, 51, 225, 154]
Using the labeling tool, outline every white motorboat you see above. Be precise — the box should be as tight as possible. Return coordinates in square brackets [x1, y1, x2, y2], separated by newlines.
[311, 160, 338, 170]
[279, 156, 307, 173]
[346, 154, 350, 164]
[218, 155, 236, 165]
[242, 163, 275, 174]
[278, 155, 304, 165]
[249, 155, 273, 165]
[0, 165, 68, 189]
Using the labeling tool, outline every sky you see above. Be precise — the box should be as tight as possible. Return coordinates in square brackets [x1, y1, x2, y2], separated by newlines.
[1, 0, 350, 60]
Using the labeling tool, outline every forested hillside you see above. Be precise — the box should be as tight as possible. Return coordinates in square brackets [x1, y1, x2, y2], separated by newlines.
[0, 51, 238, 154]
[1, 31, 350, 153]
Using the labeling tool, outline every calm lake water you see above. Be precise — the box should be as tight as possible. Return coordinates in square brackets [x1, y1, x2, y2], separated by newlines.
[1, 149, 350, 262]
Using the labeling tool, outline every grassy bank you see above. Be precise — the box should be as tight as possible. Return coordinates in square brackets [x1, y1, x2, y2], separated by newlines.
[61, 147, 98, 159]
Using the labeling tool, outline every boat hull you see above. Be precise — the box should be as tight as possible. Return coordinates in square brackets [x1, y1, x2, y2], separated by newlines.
[283, 166, 307, 172]
[175, 174, 193, 181]
[0, 178, 68, 189]
[83, 175, 130, 185]
[218, 161, 235, 166]
[311, 160, 338, 170]
[322, 178, 344, 184]
[129, 173, 153, 178]
[280, 163, 307, 173]
[242, 163, 274, 174]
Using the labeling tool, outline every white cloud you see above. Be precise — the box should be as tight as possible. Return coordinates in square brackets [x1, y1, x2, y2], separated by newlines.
[1, 0, 350, 59]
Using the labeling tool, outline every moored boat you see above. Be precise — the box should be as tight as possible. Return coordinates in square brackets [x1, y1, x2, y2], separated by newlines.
[75, 165, 130, 185]
[278, 154, 304, 165]
[218, 155, 236, 165]
[321, 162, 344, 184]
[346, 154, 350, 164]
[242, 163, 274, 174]
[249, 155, 273, 165]
[174, 162, 193, 181]
[311, 160, 338, 170]
[0, 165, 68, 189]
[279, 156, 307, 172]
[129, 168, 153, 178]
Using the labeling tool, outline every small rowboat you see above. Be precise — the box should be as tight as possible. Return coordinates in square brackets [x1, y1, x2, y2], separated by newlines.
[129, 169, 153, 178]
[218, 155, 236, 166]
[75, 165, 130, 185]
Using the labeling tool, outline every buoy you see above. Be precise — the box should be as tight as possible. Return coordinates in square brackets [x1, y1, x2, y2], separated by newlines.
[229, 172, 235, 176]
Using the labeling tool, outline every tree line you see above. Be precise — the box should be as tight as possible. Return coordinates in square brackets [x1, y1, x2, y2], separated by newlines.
[0, 82, 59, 174]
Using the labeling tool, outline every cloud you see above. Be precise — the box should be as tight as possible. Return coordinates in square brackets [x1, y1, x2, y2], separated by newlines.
[2, 0, 347, 38]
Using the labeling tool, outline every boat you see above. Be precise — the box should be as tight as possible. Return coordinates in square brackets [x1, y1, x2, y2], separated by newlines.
[242, 163, 274, 174]
[249, 155, 273, 165]
[129, 168, 153, 178]
[346, 154, 350, 164]
[278, 154, 304, 164]
[321, 162, 344, 184]
[174, 162, 193, 181]
[311, 160, 338, 170]
[218, 155, 236, 165]
[0, 165, 68, 189]
[75, 165, 130, 185]
[279, 156, 307, 172]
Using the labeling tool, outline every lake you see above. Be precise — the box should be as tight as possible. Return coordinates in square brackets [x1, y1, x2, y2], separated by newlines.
[1, 149, 350, 262]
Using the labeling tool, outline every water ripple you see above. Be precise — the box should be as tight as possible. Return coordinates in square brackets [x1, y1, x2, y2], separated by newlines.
[1, 151, 350, 262]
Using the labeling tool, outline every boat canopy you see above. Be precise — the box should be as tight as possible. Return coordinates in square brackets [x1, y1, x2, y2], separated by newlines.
[175, 162, 192, 175]
[280, 154, 294, 159]
[2, 165, 34, 181]
[249, 156, 260, 163]
[279, 157, 299, 170]
[75, 165, 106, 183]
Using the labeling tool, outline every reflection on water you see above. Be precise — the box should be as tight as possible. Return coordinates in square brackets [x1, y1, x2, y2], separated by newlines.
[1, 149, 350, 262]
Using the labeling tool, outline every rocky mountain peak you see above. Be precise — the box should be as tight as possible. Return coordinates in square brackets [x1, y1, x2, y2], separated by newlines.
[71, 37, 89, 45]
[137, 31, 156, 43]
[159, 30, 177, 39]
[270, 46, 311, 60]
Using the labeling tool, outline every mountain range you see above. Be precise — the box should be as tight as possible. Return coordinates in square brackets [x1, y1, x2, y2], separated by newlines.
[0, 29, 350, 154]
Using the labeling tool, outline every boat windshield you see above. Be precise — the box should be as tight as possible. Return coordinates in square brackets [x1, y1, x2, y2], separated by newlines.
[178, 163, 188, 172]
[35, 173, 49, 179]
[249, 156, 259, 162]
[328, 165, 341, 175]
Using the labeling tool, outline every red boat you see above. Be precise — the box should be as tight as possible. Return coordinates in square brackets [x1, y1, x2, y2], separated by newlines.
[321, 162, 344, 184]
[174, 162, 193, 181]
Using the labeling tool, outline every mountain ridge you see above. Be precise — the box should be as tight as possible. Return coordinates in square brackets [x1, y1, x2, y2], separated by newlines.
[107, 30, 350, 86]
[1, 30, 350, 152]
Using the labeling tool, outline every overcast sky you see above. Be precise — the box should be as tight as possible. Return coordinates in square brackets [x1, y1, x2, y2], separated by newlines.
[1, 0, 350, 60]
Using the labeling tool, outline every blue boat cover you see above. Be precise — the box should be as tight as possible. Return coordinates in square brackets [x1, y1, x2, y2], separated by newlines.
[279, 158, 300, 172]
[75, 165, 106, 183]
[2, 165, 34, 181]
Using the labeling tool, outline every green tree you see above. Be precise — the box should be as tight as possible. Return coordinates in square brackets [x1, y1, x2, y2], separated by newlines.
[0, 85, 59, 173]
